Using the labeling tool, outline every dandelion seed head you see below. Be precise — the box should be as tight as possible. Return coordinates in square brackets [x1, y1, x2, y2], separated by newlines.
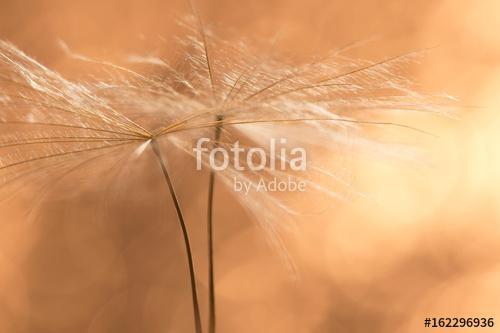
[0, 15, 453, 274]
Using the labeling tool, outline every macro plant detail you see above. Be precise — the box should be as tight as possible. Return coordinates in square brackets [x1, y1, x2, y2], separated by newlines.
[0, 12, 449, 333]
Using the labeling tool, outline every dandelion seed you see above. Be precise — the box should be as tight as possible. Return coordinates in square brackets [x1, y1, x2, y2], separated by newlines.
[0, 14, 452, 333]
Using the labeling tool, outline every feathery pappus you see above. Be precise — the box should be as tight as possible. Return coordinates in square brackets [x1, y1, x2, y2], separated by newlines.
[0, 15, 452, 333]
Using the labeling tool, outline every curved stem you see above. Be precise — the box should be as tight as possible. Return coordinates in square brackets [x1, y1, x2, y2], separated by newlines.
[207, 115, 223, 333]
[207, 170, 216, 333]
[151, 139, 203, 333]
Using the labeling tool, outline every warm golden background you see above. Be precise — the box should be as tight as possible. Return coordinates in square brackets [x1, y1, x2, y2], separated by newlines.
[0, 0, 499, 332]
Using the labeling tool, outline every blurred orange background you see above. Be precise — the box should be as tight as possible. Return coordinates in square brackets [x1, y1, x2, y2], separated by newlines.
[0, 0, 499, 332]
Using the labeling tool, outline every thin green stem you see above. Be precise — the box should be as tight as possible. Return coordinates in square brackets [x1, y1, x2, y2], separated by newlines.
[151, 139, 203, 333]
[207, 115, 223, 333]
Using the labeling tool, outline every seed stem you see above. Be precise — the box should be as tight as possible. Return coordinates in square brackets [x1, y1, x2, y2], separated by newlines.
[207, 115, 223, 333]
[151, 138, 203, 333]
